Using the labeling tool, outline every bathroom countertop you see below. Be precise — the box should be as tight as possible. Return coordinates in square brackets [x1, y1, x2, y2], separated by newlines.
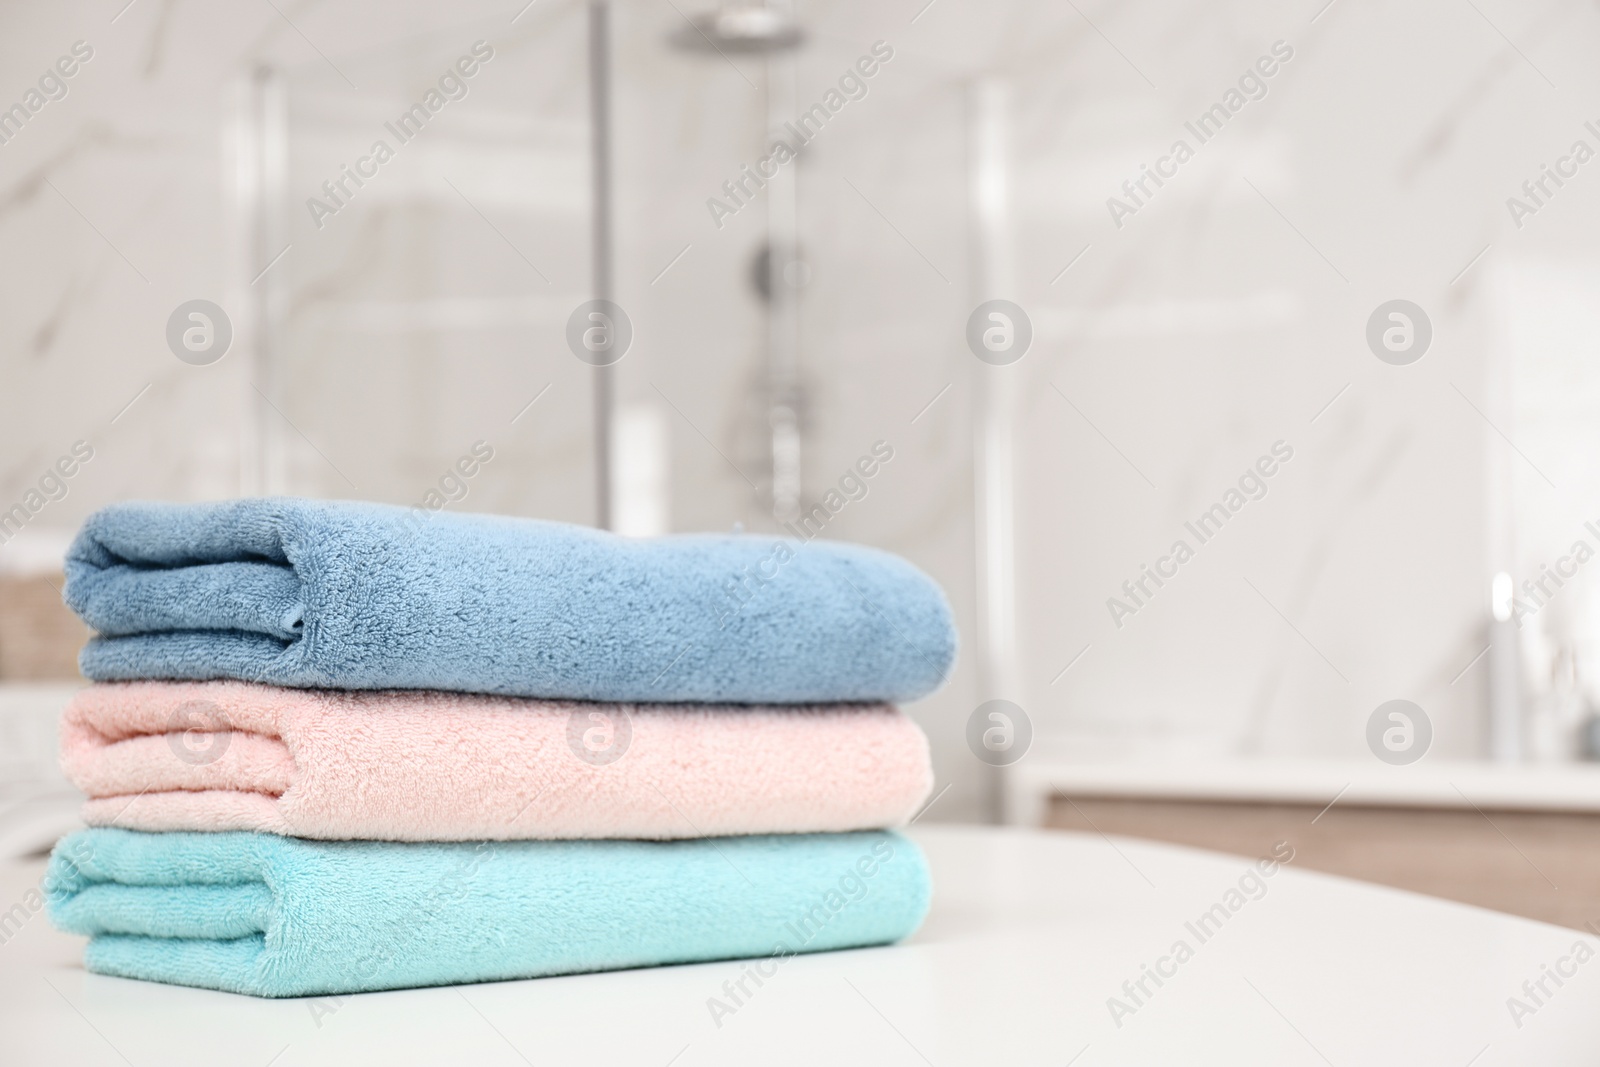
[1007, 757, 1600, 823]
[1, 825, 1595, 1065]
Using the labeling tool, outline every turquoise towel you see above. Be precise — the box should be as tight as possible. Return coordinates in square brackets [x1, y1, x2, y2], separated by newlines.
[63, 499, 956, 704]
[46, 828, 930, 997]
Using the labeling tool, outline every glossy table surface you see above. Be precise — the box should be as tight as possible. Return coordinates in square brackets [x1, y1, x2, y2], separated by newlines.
[1, 825, 1597, 1065]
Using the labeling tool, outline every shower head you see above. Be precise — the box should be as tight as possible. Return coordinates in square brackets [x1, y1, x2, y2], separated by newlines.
[669, 4, 804, 54]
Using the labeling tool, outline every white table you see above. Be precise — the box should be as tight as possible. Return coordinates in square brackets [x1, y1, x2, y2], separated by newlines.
[2, 825, 1597, 1065]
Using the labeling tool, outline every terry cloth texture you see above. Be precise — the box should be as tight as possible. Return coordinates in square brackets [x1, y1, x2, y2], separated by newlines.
[47, 828, 931, 997]
[63, 499, 956, 704]
[62, 681, 935, 841]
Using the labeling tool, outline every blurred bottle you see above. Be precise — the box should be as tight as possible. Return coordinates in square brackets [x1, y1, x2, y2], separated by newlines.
[1529, 644, 1588, 762]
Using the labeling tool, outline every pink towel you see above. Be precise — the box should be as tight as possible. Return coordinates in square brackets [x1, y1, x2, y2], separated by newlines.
[61, 682, 934, 841]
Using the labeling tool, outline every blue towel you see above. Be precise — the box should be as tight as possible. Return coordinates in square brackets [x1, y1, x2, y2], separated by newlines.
[63, 499, 956, 703]
[47, 828, 930, 997]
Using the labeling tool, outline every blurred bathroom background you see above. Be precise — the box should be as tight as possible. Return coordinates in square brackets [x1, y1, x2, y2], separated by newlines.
[6, 0, 1600, 921]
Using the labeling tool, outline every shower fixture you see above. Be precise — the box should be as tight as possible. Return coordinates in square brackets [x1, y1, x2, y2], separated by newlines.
[669, 4, 804, 54]
[669, 2, 807, 523]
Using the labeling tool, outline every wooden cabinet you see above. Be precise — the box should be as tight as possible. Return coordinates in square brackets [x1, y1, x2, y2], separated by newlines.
[1047, 793, 1600, 931]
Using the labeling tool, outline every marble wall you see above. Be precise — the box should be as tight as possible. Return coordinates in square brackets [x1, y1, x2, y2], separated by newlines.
[4, 0, 1600, 819]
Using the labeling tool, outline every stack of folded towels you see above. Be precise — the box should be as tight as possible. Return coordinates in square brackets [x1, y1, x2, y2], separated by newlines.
[43, 499, 957, 997]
